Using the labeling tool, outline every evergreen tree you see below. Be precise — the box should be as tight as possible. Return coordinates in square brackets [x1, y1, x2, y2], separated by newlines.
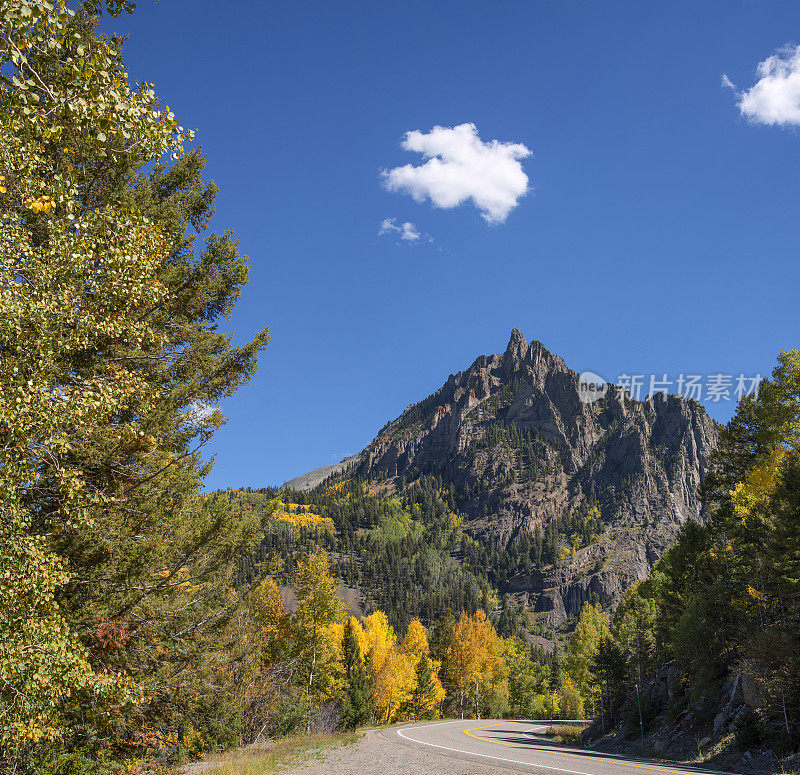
[409, 653, 438, 721]
[496, 594, 523, 638]
[364, 647, 378, 724]
[1, 0, 270, 766]
[592, 637, 627, 727]
[605, 351, 800, 745]
[0, 1, 269, 765]
[340, 618, 374, 729]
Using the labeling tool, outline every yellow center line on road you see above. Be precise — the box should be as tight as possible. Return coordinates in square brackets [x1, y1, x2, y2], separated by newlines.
[462, 725, 712, 775]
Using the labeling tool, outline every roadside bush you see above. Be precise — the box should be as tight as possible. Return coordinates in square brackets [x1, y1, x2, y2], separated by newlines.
[626, 692, 658, 734]
[734, 708, 769, 748]
[268, 694, 311, 738]
[312, 702, 343, 734]
[482, 690, 510, 719]
[547, 724, 587, 744]
[39, 751, 105, 775]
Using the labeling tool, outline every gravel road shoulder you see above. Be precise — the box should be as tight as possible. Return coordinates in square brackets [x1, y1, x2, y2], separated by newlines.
[283, 727, 518, 775]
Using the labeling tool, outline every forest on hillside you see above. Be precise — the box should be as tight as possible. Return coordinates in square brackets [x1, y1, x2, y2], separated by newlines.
[220, 474, 602, 635]
[0, 1, 798, 773]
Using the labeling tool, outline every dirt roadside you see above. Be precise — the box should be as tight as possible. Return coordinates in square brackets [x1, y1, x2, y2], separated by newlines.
[282, 728, 515, 775]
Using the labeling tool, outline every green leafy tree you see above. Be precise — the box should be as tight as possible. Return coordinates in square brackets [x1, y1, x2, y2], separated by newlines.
[562, 602, 611, 717]
[612, 583, 657, 685]
[0, 0, 190, 757]
[504, 637, 550, 718]
[293, 548, 346, 710]
[0, 1, 268, 766]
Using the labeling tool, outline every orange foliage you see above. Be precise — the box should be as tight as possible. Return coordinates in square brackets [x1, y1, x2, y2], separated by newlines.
[86, 617, 131, 654]
[445, 610, 508, 716]
[271, 500, 335, 532]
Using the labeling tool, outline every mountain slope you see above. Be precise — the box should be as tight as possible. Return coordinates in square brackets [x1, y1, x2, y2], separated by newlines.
[287, 330, 718, 628]
[282, 453, 363, 491]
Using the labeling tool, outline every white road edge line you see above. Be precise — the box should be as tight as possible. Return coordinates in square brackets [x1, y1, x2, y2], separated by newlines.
[396, 721, 597, 775]
[395, 722, 730, 775]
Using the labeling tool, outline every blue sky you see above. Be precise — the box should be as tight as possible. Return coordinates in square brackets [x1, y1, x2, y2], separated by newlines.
[107, 1, 800, 489]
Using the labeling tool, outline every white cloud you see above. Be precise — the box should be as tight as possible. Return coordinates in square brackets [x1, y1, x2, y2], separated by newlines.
[382, 123, 532, 224]
[735, 45, 800, 127]
[721, 73, 736, 91]
[378, 217, 431, 243]
[184, 400, 217, 428]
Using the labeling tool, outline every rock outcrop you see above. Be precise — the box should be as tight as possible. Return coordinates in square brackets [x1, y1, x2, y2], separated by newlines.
[583, 662, 785, 772]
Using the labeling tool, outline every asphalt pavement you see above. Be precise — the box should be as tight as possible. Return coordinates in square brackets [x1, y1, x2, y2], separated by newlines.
[385, 720, 734, 775]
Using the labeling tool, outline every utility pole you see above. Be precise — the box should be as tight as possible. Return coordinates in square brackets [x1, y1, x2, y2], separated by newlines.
[635, 683, 645, 747]
[782, 687, 790, 736]
[600, 687, 605, 735]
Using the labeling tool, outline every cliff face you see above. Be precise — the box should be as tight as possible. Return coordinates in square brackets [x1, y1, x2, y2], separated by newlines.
[356, 330, 718, 625]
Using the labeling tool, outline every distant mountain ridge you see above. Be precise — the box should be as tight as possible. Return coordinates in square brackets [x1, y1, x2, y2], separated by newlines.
[284, 330, 718, 625]
[281, 453, 363, 491]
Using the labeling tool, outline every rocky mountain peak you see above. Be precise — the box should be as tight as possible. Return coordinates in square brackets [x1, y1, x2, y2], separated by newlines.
[502, 327, 534, 378]
[351, 331, 718, 626]
[506, 327, 528, 357]
[283, 332, 718, 629]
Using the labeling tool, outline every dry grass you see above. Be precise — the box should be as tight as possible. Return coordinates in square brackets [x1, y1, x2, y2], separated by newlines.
[546, 724, 588, 744]
[190, 732, 359, 775]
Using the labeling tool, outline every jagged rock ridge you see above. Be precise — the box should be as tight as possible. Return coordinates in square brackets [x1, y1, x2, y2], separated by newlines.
[354, 330, 718, 626]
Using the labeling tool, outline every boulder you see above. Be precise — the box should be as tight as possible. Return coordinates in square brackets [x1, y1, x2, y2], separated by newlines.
[738, 751, 753, 765]
[741, 675, 763, 708]
[729, 674, 744, 706]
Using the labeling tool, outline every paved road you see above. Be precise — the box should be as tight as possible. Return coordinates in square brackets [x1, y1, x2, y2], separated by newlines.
[385, 720, 733, 775]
